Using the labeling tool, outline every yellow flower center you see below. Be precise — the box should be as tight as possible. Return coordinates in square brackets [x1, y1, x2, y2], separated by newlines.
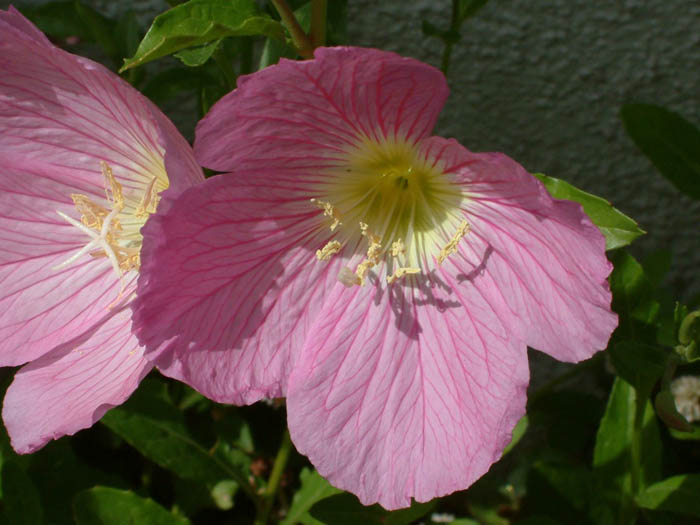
[54, 160, 168, 295]
[312, 136, 468, 286]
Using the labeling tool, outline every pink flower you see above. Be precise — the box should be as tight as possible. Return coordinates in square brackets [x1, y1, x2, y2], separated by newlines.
[133, 47, 617, 508]
[0, 7, 203, 453]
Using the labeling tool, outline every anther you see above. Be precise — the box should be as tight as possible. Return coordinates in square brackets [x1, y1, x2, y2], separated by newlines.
[316, 240, 342, 261]
[438, 220, 470, 264]
[387, 267, 420, 284]
[311, 198, 342, 231]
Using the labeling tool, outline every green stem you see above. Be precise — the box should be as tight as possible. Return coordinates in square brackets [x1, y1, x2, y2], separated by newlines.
[212, 46, 237, 91]
[271, 0, 314, 59]
[440, 0, 460, 75]
[310, 0, 328, 47]
[254, 428, 294, 525]
[619, 388, 644, 525]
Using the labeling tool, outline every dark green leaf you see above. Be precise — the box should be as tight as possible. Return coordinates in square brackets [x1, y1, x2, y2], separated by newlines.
[526, 459, 592, 520]
[310, 493, 384, 525]
[309, 493, 434, 525]
[533, 173, 644, 250]
[101, 379, 239, 486]
[610, 251, 659, 325]
[73, 0, 119, 59]
[73, 487, 189, 525]
[115, 11, 143, 60]
[122, 0, 284, 71]
[458, 0, 490, 22]
[18, 1, 107, 41]
[142, 67, 220, 106]
[637, 475, 700, 516]
[281, 468, 341, 525]
[609, 341, 669, 399]
[593, 378, 662, 493]
[621, 104, 700, 200]
[174, 39, 222, 66]
[1, 461, 43, 525]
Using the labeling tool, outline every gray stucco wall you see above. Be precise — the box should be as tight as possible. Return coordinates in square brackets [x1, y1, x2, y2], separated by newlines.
[6, 0, 700, 300]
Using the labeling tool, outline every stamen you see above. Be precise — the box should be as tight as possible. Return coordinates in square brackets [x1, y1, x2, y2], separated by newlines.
[135, 176, 160, 218]
[311, 198, 342, 231]
[316, 240, 342, 261]
[387, 266, 420, 284]
[390, 239, 405, 257]
[438, 220, 470, 264]
[101, 161, 124, 209]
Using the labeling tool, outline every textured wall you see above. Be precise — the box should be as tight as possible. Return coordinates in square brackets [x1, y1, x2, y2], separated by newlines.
[346, 0, 700, 300]
[7, 0, 700, 300]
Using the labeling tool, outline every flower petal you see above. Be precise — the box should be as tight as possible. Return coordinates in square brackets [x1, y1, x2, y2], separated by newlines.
[195, 47, 448, 174]
[0, 8, 170, 188]
[424, 137, 617, 362]
[0, 160, 126, 366]
[2, 307, 151, 454]
[287, 273, 529, 510]
[133, 176, 348, 403]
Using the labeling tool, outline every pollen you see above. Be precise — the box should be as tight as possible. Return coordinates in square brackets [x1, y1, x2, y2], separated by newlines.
[311, 198, 342, 231]
[390, 239, 405, 257]
[316, 240, 342, 261]
[309, 135, 466, 286]
[54, 160, 168, 300]
[135, 176, 160, 218]
[438, 220, 470, 264]
[387, 266, 420, 284]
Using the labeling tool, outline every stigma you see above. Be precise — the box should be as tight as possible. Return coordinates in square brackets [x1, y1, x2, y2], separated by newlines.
[310, 136, 469, 286]
[54, 161, 167, 294]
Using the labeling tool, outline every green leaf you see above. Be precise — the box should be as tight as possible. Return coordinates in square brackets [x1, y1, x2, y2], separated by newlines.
[503, 415, 528, 454]
[309, 493, 435, 525]
[174, 39, 222, 66]
[609, 251, 659, 325]
[281, 468, 341, 525]
[100, 379, 240, 486]
[73, 487, 189, 525]
[533, 173, 644, 250]
[637, 474, 700, 516]
[621, 104, 700, 200]
[458, 0, 490, 22]
[1, 461, 43, 525]
[593, 378, 662, 493]
[122, 0, 284, 71]
[609, 341, 669, 399]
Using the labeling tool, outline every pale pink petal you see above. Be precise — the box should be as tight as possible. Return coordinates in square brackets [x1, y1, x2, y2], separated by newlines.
[2, 307, 151, 454]
[287, 272, 529, 509]
[0, 8, 185, 189]
[422, 137, 617, 362]
[133, 176, 349, 404]
[194, 47, 448, 173]
[0, 9, 203, 366]
[0, 160, 125, 366]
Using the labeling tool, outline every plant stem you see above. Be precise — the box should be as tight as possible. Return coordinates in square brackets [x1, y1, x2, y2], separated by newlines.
[310, 0, 328, 47]
[254, 428, 294, 525]
[271, 0, 314, 59]
[440, 0, 460, 75]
